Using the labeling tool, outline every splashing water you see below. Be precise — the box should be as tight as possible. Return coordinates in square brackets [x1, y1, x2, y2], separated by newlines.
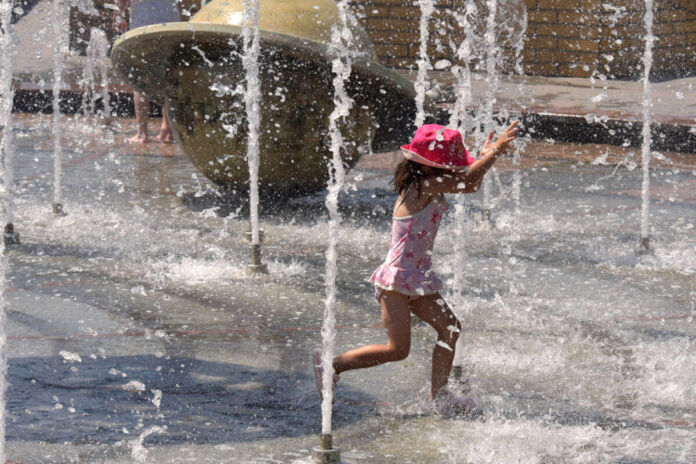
[130, 425, 166, 462]
[0, 0, 12, 459]
[242, 0, 262, 245]
[321, 0, 354, 436]
[640, 0, 654, 245]
[594, 3, 623, 105]
[447, 0, 475, 134]
[1, 1, 693, 462]
[0, 0, 14, 227]
[82, 28, 112, 122]
[51, 0, 69, 210]
[481, 0, 500, 213]
[414, 0, 434, 127]
[447, 2, 476, 364]
[510, 2, 527, 213]
[235, 0, 263, 245]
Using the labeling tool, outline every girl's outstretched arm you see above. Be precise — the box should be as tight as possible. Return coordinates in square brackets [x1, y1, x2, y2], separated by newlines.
[420, 121, 519, 195]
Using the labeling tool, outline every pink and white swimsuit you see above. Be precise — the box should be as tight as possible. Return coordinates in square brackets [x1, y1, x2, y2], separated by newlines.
[369, 186, 449, 300]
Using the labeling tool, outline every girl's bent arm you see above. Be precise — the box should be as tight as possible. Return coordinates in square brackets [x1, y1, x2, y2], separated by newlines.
[420, 121, 519, 195]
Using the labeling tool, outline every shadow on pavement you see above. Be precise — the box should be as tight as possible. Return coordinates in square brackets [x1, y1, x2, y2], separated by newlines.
[7, 355, 373, 445]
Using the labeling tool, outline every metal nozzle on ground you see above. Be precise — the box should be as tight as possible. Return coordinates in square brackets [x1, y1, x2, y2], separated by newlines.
[637, 236, 653, 255]
[312, 434, 341, 464]
[52, 203, 67, 216]
[4, 223, 20, 246]
[245, 229, 268, 275]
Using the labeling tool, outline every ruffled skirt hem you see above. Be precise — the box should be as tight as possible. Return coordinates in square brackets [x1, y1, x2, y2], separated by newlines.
[369, 264, 442, 300]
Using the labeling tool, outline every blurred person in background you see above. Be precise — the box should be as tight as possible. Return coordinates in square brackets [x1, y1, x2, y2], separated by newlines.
[112, 0, 180, 143]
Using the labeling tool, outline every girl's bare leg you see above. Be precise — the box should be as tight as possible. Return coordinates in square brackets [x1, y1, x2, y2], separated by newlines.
[128, 92, 150, 143]
[333, 290, 412, 375]
[410, 293, 462, 399]
[156, 106, 175, 143]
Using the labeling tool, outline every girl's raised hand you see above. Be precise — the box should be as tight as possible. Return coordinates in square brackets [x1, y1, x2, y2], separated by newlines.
[493, 121, 519, 154]
[481, 121, 519, 158]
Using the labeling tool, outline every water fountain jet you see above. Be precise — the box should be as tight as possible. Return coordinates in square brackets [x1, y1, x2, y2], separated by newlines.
[480, 0, 500, 222]
[241, 0, 267, 275]
[0, 0, 19, 246]
[82, 28, 112, 124]
[638, 0, 655, 255]
[0, 0, 13, 455]
[414, 0, 434, 127]
[51, 0, 69, 216]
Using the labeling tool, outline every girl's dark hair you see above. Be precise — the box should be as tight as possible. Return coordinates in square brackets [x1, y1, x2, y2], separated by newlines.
[391, 159, 448, 196]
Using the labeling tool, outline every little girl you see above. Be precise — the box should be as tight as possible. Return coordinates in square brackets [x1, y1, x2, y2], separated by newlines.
[315, 121, 519, 411]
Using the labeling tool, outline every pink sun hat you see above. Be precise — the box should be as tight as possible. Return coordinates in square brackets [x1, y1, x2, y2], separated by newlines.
[400, 124, 476, 170]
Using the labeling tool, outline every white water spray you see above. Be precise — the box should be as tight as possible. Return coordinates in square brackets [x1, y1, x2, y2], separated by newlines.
[1, 0, 15, 227]
[321, 0, 353, 436]
[510, 2, 527, 212]
[83, 28, 111, 121]
[414, 0, 434, 127]
[0, 0, 11, 457]
[481, 0, 499, 213]
[242, 0, 261, 246]
[51, 0, 68, 212]
[595, 3, 622, 105]
[130, 425, 166, 462]
[448, 1, 476, 368]
[640, 0, 654, 248]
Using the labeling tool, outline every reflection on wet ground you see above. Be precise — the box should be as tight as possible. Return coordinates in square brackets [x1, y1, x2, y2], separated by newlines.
[2, 114, 695, 463]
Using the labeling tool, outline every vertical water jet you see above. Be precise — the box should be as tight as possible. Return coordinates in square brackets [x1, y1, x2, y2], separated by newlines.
[242, 0, 267, 274]
[414, 0, 434, 127]
[314, 1, 354, 461]
[83, 28, 112, 123]
[639, 0, 654, 254]
[481, 0, 499, 220]
[448, 0, 475, 374]
[51, 0, 68, 215]
[510, 1, 527, 214]
[0, 0, 19, 245]
[0, 0, 12, 456]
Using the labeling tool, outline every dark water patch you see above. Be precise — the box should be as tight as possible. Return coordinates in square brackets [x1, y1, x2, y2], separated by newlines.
[6, 355, 373, 445]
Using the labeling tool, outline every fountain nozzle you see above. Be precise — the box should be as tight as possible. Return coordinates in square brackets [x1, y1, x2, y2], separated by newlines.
[4, 223, 20, 246]
[480, 208, 494, 226]
[312, 434, 341, 464]
[245, 244, 268, 275]
[637, 236, 653, 255]
[52, 203, 67, 216]
[245, 228, 268, 274]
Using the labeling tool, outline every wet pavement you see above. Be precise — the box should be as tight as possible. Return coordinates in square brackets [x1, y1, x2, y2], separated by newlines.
[0, 114, 695, 463]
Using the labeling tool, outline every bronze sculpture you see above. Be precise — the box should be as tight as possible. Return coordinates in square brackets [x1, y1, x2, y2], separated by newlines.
[111, 0, 416, 194]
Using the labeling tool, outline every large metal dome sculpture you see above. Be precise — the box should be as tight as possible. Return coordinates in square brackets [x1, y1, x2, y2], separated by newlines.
[111, 0, 416, 195]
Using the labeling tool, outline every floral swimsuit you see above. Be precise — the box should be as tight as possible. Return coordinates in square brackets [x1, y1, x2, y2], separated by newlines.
[369, 184, 449, 301]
